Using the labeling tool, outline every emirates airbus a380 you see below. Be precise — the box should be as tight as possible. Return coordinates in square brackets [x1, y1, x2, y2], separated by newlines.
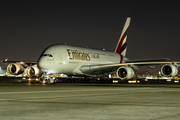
[3, 17, 180, 83]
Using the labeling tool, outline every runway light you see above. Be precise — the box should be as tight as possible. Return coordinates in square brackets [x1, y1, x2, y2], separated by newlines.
[174, 80, 179, 83]
[128, 80, 136, 83]
[166, 79, 171, 82]
[113, 80, 118, 83]
[109, 74, 111, 78]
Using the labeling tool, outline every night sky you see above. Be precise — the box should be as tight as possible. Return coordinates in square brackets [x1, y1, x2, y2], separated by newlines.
[1, 0, 180, 67]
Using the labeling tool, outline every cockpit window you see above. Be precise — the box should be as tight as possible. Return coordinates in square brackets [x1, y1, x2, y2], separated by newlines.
[43, 54, 53, 57]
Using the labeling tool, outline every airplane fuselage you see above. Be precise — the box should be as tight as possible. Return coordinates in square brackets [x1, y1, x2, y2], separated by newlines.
[37, 44, 128, 76]
[4, 17, 179, 81]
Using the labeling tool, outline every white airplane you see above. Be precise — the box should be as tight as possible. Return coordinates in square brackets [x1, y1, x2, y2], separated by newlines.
[2, 17, 180, 83]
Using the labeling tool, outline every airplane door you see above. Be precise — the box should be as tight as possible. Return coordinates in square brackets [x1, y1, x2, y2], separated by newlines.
[54, 54, 62, 65]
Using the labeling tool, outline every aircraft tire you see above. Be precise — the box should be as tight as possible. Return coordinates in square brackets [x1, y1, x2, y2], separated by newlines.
[53, 79, 57, 84]
[45, 79, 48, 84]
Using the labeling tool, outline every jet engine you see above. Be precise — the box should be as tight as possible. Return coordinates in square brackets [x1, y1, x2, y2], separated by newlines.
[117, 66, 135, 80]
[7, 63, 24, 75]
[161, 64, 178, 77]
[25, 65, 42, 77]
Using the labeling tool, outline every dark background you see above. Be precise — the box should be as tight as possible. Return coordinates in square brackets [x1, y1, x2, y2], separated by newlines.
[1, 0, 180, 66]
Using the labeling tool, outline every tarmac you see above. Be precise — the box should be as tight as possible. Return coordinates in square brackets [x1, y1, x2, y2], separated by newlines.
[1, 82, 180, 120]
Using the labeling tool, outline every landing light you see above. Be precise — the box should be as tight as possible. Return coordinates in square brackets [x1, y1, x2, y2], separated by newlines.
[60, 74, 64, 77]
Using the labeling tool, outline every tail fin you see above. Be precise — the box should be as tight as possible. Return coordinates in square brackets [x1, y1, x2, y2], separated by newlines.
[115, 17, 131, 56]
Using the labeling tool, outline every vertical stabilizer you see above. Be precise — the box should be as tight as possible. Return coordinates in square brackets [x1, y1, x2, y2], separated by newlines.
[115, 17, 131, 56]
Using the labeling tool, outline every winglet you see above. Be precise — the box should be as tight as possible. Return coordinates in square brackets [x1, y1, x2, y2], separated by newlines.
[1, 58, 8, 63]
[115, 17, 131, 56]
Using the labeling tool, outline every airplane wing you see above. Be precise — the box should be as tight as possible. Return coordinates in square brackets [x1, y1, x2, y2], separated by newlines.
[124, 58, 170, 63]
[79, 58, 180, 75]
[1, 59, 39, 77]
[1, 59, 37, 66]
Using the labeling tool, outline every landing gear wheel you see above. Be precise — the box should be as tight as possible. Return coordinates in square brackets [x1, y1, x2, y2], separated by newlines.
[53, 79, 57, 84]
[45, 79, 48, 84]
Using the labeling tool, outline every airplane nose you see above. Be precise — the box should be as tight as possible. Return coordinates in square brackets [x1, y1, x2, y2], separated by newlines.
[37, 57, 46, 69]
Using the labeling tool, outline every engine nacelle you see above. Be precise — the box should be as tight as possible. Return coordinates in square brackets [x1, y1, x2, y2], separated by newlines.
[161, 64, 178, 77]
[117, 66, 135, 80]
[7, 63, 24, 75]
[25, 65, 42, 77]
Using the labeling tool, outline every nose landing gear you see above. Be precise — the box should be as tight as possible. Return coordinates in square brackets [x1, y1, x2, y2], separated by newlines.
[39, 77, 58, 84]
